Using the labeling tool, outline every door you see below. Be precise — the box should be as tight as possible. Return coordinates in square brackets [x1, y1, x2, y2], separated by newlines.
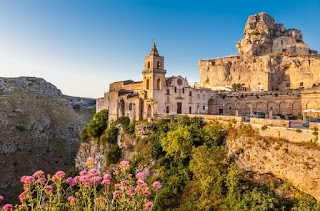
[177, 102, 182, 114]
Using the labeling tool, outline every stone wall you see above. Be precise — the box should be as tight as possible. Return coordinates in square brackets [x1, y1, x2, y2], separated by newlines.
[250, 118, 290, 128]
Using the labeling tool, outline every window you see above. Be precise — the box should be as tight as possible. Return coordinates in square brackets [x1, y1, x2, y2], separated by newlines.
[203, 106, 205, 110]
[189, 107, 192, 114]
[157, 78, 161, 90]
[203, 94, 205, 100]
[300, 82, 304, 87]
[147, 62, 150, 69]
[146, 79, 150, 89]
[281, 40, 283, 45]
[157, 61, 161, 69]
[182, 88, 185, 94]
[174, 87, 177, 93]
[166, 106, 169, 113]
[167, 89, 170, 94]
[189, 91, 192, 96]
[286, 82, 290, 88]
[197, 94, 200, 100]
[177, 78, 183, 86]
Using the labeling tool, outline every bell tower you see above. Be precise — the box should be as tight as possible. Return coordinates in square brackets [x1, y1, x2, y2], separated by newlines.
[142, 42, 166, 118]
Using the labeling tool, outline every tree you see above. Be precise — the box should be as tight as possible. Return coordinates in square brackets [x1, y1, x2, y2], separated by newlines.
[231, 83, 245, 92]
[87, 109, 108, 138]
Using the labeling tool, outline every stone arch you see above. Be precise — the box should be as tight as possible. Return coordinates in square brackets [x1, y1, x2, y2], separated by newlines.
[157, 61, 161, 69]
[267, 101, 278, 114]
[156, 78, 161, 90]
[256, 102, 266, 113]
[147, 61, 151, 69]
[306, 101, 319, 110]
[279, 102, 288, 114]
[245, 102, 253, 114]
[146, 79, 150, 89]
[119, 99, 125, 117]
[208, 98, 215, 114]
[292, 102, 301, 115]
[147, 104, 152, 118]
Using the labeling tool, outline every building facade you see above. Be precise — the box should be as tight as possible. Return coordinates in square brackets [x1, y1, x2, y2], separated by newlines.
[97, 43, 218, 121]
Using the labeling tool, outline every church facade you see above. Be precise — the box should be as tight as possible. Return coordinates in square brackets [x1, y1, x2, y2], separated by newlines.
[97, 43, 218, 121]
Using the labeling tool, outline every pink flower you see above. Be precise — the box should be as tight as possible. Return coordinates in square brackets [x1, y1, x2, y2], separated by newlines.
[114, 183, 121, 189]
[103, 173, 112, 180]
[79, 170, 88, 176]
[113, 190, 121, 199]
[89, 168, 99, 177]
[136, 179, 145, 185]
[74, 176, 81, 183]
[135, 172, 145, 180]
[32, 170, 45, 178]
[19, 192, 27, 203]
[101, 179, 110, 185]
[83, 178, 93, 187]
[152, 181, 162, 190]
[127, 188, 136, 197]
[119, 161, 130, 169]
[65, 177, 77, 186]
[3, 204, 13, 211]
[91, 176, 102, 184]
[36, 177, 47, 185]
[52, 171, 65, 180]
[145, 201, 154, 210]
[0, 195, 4, 202]
[143, 191, 151, 197]
[68, 196, 77, 205]
[20, 176, 35, 184]
[44, 185, 53, 195]
[121, 180, 129, 186]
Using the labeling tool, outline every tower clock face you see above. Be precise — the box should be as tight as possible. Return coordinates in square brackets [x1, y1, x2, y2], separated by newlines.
[177, 78, 183, 86]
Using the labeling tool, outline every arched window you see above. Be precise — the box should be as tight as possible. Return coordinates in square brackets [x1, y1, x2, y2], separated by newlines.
[157, 61, 161, 69]
[146, 79, 150, 89]
[147, 105, 152, 118]
[157, 78, 161, 90]
[147, 62, 151, 69]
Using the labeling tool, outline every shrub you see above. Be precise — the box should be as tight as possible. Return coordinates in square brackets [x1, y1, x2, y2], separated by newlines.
[15, 125, 25, 132]
[80, 127, 89, 142]
[87, 109, 108, 138]
[106, 144, 122, 164]
[261, 125, 268, 131]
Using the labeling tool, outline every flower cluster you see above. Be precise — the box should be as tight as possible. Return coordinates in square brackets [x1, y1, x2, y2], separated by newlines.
[0, 158, 162, 211]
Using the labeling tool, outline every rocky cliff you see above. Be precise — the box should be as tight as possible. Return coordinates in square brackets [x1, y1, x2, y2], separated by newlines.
[199, 12, 320, 91]
[227, 136, 320, 201]
[0, 77, 94, 202]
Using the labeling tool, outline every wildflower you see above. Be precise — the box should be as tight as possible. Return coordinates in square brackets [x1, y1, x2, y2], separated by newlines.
[113, 190, 121, 199]
[0, 195, 4, 202]
[79, 170, 88, 176]
[143, 191, 151, 197]
[44, 185, 53, 195]
[74, 176, 81, 183]
[19, 192, 27, 203]
[32, 170, 45, 178]
[88, 168, 99, 177]
[20, 176, 35, 184]
[85, 157, 95, 168]
[36, 177, 47, 185]
[83, 178, 93, 187]
[121, 180, 129, 186]
[65, 177, 77, 186]
[144, 201, 154, 210]
[114, 183, 121, 189]
[119, 160, 130, 169]
[103, 173, 112, 180]
[127, 188, 136, 197]
[91, 176, 102, 184]
[101, 179, 110, 185]
[52, 171, 66, 181]
[3, 204, 13, 211]
[67, 196, 77, 205]
[136, 172, 145, 180]
[152, 181, 162, 190]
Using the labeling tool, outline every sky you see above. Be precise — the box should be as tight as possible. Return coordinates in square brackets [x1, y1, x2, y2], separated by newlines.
[0, 0, 319, 98]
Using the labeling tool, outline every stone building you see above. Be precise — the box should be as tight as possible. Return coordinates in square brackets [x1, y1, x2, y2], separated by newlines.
[97, 43, 217, 121]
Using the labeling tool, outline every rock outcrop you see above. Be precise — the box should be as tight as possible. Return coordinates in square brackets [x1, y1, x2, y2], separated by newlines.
[198, 12, 320, 91]
[227, 137, 320, 201]
[0, 77, 94, 202]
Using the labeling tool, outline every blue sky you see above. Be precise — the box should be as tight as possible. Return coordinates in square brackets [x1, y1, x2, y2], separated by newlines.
[0, 0, 319, 98]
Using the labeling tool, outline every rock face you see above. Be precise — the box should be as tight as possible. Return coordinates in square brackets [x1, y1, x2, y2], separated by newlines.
[227, 137, 320, 201]
[0, 77, 94, 202]
[199, 12, 320, 91]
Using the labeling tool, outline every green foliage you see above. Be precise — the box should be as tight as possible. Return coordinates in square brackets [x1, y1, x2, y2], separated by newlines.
[202, 122, 226, 147]
[106, 144, 121, 164]
[87, 109, 108, 138]
[261, 125, 268, 131]
[104, 123, 119, 144]
[116, 116, 130, 130]
[80, 127, 89, 142]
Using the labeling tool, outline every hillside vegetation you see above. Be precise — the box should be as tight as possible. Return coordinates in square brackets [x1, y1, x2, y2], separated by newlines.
[78, 111, 320, 210]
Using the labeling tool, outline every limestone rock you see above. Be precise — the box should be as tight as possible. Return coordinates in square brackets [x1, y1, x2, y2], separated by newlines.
[227, 137, 320, 201]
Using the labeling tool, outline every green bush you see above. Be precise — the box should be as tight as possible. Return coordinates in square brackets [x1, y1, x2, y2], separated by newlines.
[80, 127, 89, 142]
[105, 124, 119, 144]
[87, 109, 108, 138]
[106, 144, 121, 164]
[15, 125, 25, 132]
